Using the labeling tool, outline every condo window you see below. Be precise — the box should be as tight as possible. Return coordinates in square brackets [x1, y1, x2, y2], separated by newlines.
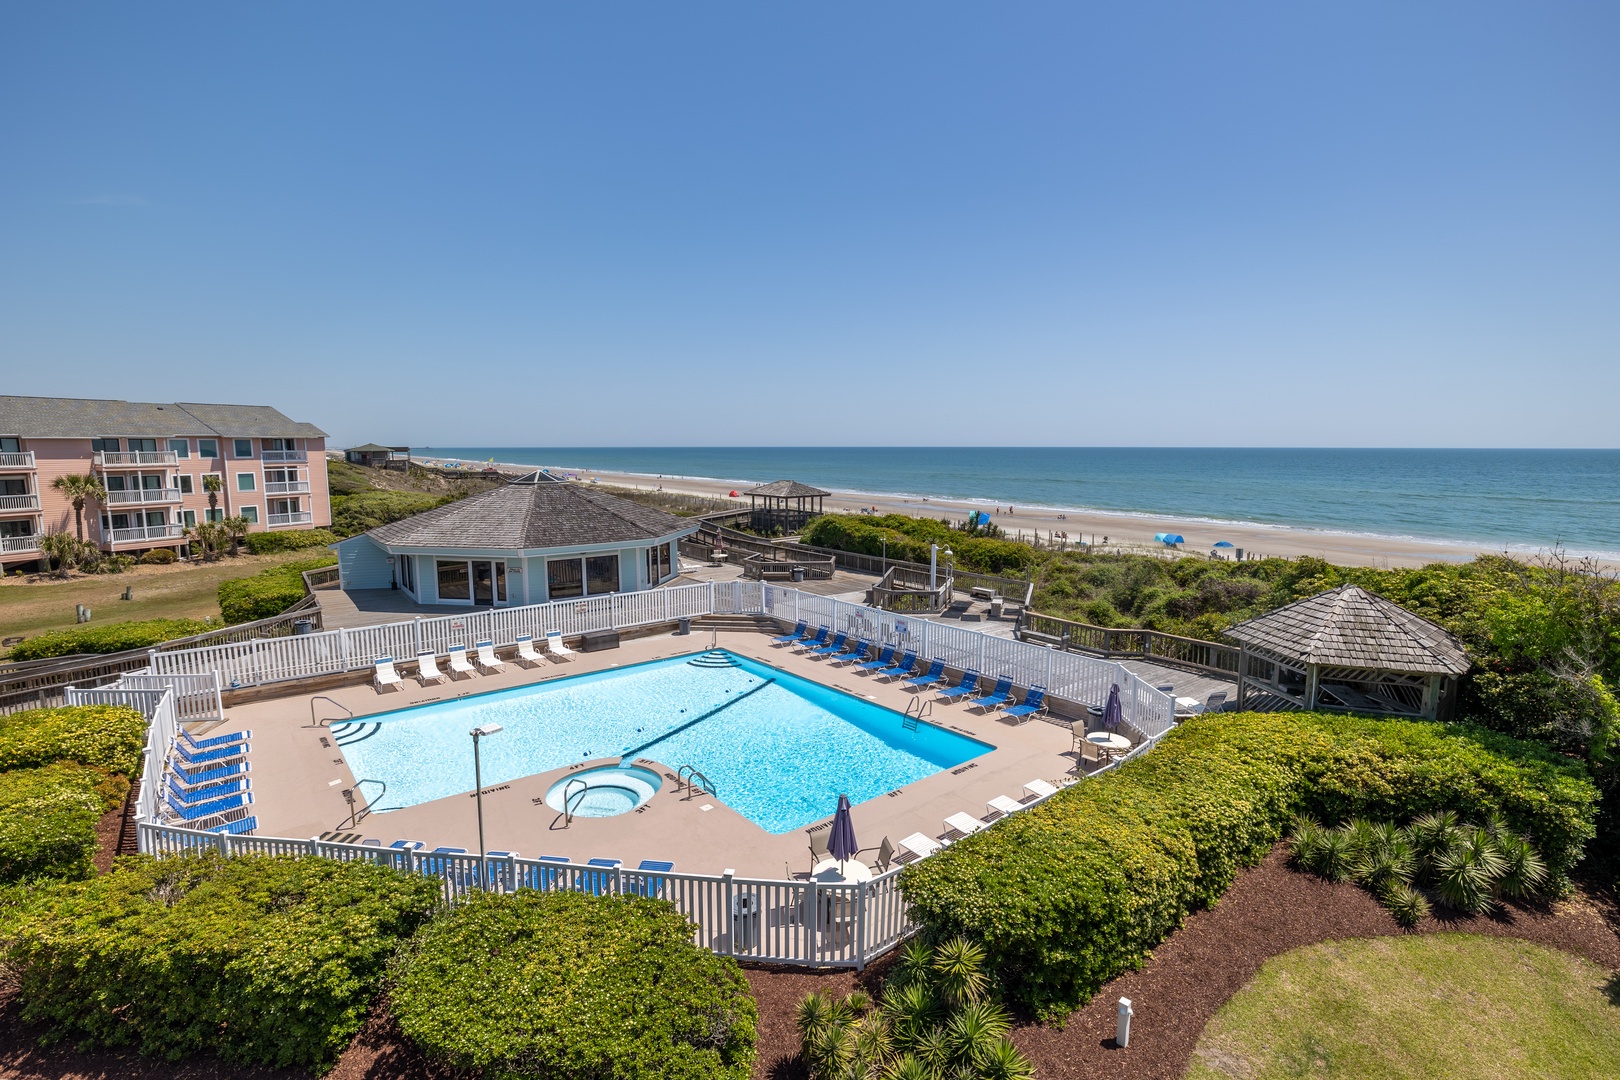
[198, 439, 219, 458]
[108, 513, 132, 530]
[130, 439, 158, 453]
[143, 510, 166, 527]
[586, 554, 620, 596]
[234, 439, 254, 458]
[547, 558, 583, 600]
[182, 510, 197, 528]
[178, 475, 193, 494]
[0, 478, 28, 496]
[437, 560, 471, 600]
[237, 473, 256, 492]
[0, 438, 19, 453]
[205, 508, 224, 523]
[0, 520, 33, 539]
[91, 438, 119, 452]
[169, 439, 190, 458]
[239, 506, 258, 524]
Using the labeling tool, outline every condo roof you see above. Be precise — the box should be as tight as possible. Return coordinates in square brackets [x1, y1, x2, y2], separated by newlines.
[744, 479, 831, 498]
[0, 396, 327, 440]
[1224, 585, 1470, 676]
[347, 443, 409, 453]
[365, 479, 698, 552]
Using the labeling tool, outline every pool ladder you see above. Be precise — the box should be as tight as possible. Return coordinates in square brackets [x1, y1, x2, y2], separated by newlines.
[902, 697, 934, 731]
[562, 776, 590, 826]
[676, 764, 716, 800]
[309, 696, 353, 728]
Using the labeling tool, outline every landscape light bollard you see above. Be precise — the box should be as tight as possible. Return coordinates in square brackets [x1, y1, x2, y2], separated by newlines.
[470, 723, 504, 881]
[1116, 997, 1133, 1048]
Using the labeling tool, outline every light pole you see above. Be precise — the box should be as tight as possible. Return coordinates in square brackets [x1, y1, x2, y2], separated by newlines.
[929, 543, 938, 590]
[470, 723, 503, 872]
[943, 547, 954, 599]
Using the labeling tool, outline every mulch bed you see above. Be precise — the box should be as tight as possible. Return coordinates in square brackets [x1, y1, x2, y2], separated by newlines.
[1, 844, 1614, 1080]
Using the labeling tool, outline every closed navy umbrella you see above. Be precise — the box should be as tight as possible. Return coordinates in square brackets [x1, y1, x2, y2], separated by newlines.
[829, 794, 859, 864]
[1103, 683, 1123, 730]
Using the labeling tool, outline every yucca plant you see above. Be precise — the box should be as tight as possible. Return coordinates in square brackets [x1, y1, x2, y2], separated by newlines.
[948, 1001, 1011, 1066]
[932, 937, 988, 1009]
[1342, 817, 1378, 860]
[1355, 841, 1416, 893]
[1380, 881, 1432, 928]
[1315, 828, 1355, 882]
[1405, 810, 1460, 877]
[909, 1024, 952, 1072]
[974, 1037, 1037, 1080]
[1286, 814, 1325, 870]
[890, 938, 936, 990]
[1494, 831, 1549, 899]
[1433, 842, 1498, 914]
[882, 981, 940, 1044]
[888, 1054, 935, 1080]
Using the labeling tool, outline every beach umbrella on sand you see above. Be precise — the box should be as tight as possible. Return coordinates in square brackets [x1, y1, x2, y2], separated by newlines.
[829, 794, 858, 865]
[1103, 684, 1123, 730]
[1213, 541, 1234, 548]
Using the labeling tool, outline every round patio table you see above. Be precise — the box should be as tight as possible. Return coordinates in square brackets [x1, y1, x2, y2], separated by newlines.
[812, 858, 873, 884]
[1086, 731, 1132, 754]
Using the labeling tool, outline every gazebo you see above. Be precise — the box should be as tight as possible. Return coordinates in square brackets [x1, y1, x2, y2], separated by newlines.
[345, 443, 411, 470]
[1224, 585, 1470, 721]
[744, 479, 829, 534]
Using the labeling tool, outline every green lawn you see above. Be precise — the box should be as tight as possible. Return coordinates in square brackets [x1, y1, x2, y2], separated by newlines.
[0, 550, 322, 651]
[1187, 934, 1620, 1079]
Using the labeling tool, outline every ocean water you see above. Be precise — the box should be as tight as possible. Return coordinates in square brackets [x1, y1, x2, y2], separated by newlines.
[414, 447, 1620, 558]
[337, 651, 988, 834]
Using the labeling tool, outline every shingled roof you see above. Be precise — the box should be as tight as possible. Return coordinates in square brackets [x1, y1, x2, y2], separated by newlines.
[0, 396, 326, 439]
[744, 479, 830, 498]
[1224, 585, 1470, 676]
[366, 477, 697, 552]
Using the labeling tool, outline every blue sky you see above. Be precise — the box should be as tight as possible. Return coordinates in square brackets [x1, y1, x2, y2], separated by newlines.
[2, 4, 1616, 447]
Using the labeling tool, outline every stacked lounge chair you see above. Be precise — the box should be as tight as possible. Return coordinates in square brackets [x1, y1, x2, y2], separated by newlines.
[161, 725, 257, 834]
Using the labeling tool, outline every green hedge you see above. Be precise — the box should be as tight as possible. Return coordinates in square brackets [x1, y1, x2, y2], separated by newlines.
[0, 764, 126, 884]
[7, 619, 208, 661]
[243, 528, 339, 555]
[330, 490, 448, 538]
[391, 890, 757, 1079]
[217, 555, 336, 624]
[4, 854, 442, 1069]
[0, 705, 147, 778]
[899, 711, 1598, 1019]
[802, 513, 1034, 575]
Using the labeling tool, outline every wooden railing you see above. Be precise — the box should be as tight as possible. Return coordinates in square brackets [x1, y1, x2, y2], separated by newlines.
[791, 544, 1034, 607]
[870, 565, 953, 613]
[1018, 611, 1241, 676]
[689, 522, 837, 579]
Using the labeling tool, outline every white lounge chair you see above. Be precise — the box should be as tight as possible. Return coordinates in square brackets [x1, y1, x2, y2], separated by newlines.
[475, 640, 505, 673]
[448, 643, 476, 678]
[373, 656, 402, 692]
[894, 832, 941, 864]
[1020, 778, 1059, 804]
[943, 811, 985, 841]
[514, 635, 543, 668]
[544, 630, 575, 662]
[416, 650, 448, 685]
[984, 794, 1023, 821]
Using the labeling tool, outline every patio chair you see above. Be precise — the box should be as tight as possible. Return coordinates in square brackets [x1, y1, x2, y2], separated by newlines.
[903, 657, 947, 690]
[807, 827, 830, 871]
[447, 643, 477, 679]
[1020, 778, 1058, 803]
[1001, 685, 1048, 723]
[388, 839, 425, 851]
[475, 640, 506, 673]
[856, 643, 896, 673]
[170, 739, 247, 767]
[983, 795, 1023, 822]
[869, 836, 895, 873]
[809, 630, 849, 657]
[361, 838, 383, 847]
[633, 859, 674, 898]
[793, 626, 831, 652]
[514, 635, 543, 668]
[585, 857, 622, 896]
[1077, 738, 1105, 769]
[973, 675, 1014, 711]
[163, 788, 252, 822]
[832, 638, 871, 665]
[1203, 690, 1228, 713]
[894, 832, 941, 864]
[483, 850, 521, 890]
[202, 815, 258, 836]
[935, 668, 981, 701]
[544, 630, 575, 661]
[772, 620, 808, 645]
[169, 758, 248, 786]
[416, 650, 448, 685]
[374, 656, 403, 691]
[941, 811, 985, 842]
[177, 727, 250, 751]
[875, 650, 918, 680]
[166, 773, 249, 804]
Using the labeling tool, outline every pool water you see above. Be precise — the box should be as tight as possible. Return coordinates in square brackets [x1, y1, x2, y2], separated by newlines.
[337, 650, 991, 834]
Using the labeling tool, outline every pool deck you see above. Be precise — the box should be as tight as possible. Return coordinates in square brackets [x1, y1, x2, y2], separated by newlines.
[208, 629, 1085, 879]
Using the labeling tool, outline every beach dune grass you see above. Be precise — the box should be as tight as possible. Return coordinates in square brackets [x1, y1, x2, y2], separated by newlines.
[1187, 934, 1620, 1079]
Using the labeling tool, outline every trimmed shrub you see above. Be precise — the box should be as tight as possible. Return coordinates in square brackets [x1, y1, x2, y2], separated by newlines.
[898, 710, 1598, 1018]
[138, 548, 177, 565]
[243, 528, 339, 555]
[217, 555, 336, 624]
[6, 619, 209, 660]
[330, 490, 447, 538]
[391, 889, 757, 1079]
[4, 854, 442, 1069]
[0, 705, 147, 777]
[0, 764, 126, 884]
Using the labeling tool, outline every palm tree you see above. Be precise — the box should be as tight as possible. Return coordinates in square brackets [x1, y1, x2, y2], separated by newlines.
[202, 473, 222, 520]
[38, 531, 82, 578]
[223, 515, 250, 557]
[50, 473, 107, 541]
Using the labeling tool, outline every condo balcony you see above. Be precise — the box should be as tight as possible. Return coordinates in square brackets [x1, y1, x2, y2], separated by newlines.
[106, 523, 186, 545]
[105, 487, 184, 506]
[264, 480, 312, 495]
[96, 450, 179, 468]
[0, 535, 41, 555]
[267, 511, 315, 527]
[0, 451, 35, 470]
[0, 493, 41, 513]
[261, 449, 308, 463]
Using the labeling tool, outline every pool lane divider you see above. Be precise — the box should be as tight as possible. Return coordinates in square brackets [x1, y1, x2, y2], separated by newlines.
[617, 678, 777, 763]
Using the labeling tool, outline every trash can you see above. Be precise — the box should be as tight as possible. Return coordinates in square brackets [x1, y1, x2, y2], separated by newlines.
[293, 619, 314, 636]
[792, 566, 805, 583]
[732, 893, 761, 951]
[677, 616, 691, 635]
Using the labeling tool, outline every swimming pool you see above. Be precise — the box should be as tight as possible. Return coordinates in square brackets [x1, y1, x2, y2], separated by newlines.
[334, 650, 991, 834]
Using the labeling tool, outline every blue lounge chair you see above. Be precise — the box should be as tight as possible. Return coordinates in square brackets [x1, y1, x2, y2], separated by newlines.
[936, 668, 981, 701]
[633, 859, 674, 897]
[772, 620, 808, 645]
[389, 839, 425, 851]
[585, 857, 622, 896]
[171, 740, 248, 767]
[202, 815, 258, 835]
[903, 658, 947, 689]
[484, 850, 522, 890]
[876, 650, 918, 680]
[1002, 685, 1048, 723]
[810, 631, 849, 657]
[167, 774, 248, 805]
[833, 639, 871, 665]
[974, 675, 1014, 711]
[793, 626, 830, 652]
[178, 727, 251, 751]
[164, 789, 252, 822]
[856, 644, 896, 672]
[170, 758, 249, 786]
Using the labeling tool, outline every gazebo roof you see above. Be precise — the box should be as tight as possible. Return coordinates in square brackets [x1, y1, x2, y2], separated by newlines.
[744, 479, 830, 498]
[348, 442, 403, 453]
[366, 478, 696, 552]
[1224, 585, 1470, 676]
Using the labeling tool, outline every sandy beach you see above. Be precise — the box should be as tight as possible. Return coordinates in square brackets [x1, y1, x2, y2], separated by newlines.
[404, 455, 1578, 570]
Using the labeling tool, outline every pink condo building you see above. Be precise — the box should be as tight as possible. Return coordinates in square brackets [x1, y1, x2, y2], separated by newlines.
[0, 396, 330, 570]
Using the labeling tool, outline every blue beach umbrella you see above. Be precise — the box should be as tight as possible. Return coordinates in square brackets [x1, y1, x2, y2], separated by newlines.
[1102, 684, 1123, 730]
[1213, 541, 1234, 548]
[1154, 532, 1185, 546]
[829, 794, 859, 864]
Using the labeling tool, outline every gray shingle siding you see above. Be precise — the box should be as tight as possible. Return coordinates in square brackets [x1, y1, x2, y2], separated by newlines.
[1225, 585, 1470, 675]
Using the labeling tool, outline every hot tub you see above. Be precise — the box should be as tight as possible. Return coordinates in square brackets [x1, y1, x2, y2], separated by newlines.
[544, 764, 663, 818]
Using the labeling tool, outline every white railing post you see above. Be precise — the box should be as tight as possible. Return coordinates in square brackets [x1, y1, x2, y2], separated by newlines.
[339, 627, 351, 669]
[707, 579, 715, 615]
